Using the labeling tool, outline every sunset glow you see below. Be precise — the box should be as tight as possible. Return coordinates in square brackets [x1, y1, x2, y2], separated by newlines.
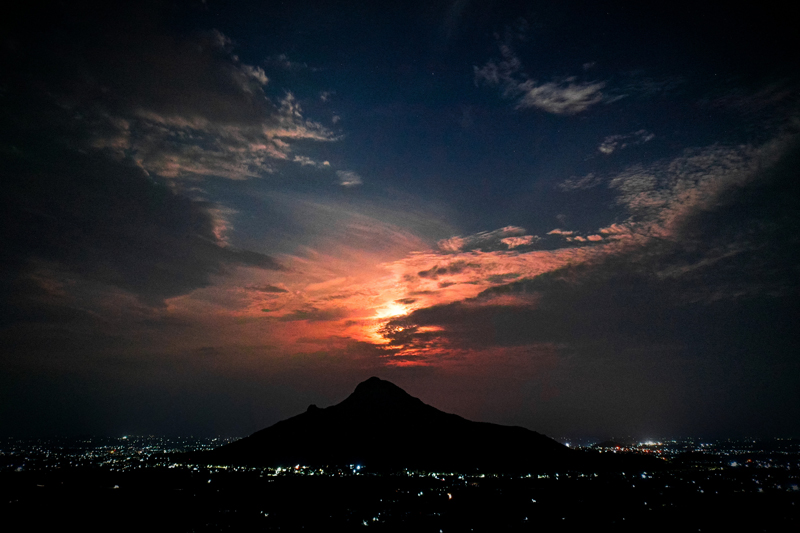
[2, 0, 798, 439]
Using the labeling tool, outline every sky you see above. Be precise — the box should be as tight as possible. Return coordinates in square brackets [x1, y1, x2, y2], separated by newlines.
[2, 0, 799, 440]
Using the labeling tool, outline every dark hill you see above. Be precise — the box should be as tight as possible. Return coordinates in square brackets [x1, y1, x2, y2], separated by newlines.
[197, 377, 575, 471]
[193, 377, 662, 473]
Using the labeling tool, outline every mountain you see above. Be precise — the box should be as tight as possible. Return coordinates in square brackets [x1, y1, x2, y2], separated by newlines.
[196, 377, 579, 472]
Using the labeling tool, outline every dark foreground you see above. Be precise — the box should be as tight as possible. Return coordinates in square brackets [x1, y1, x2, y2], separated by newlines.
[3, 466, 799, 532]
[2, 436, 798, 532]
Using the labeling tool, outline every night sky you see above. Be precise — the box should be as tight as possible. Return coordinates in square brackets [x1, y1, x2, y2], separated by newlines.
[2, 0, 798, 440]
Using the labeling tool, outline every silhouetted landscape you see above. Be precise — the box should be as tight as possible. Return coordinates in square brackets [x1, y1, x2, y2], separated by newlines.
[197, 377, 626, 471]
[191, 377, 660, 474]
[3, 1, 799, 531]
[3, 379, 798, 531]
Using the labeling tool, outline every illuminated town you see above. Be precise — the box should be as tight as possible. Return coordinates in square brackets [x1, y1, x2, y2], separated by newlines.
[3, 1, 799, 531]
[3, 436, 797, 530]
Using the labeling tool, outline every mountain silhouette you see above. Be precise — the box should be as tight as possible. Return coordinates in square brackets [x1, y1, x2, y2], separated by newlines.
[198, 377, 579, 471]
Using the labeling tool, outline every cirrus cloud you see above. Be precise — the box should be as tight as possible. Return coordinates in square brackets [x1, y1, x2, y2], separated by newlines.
[475, 45, 610, 115]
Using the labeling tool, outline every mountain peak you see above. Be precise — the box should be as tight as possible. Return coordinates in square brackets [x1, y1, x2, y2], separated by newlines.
[339, 377, 424, 412]
[201, 376, 587, 471]
[353, 376, 404, 395]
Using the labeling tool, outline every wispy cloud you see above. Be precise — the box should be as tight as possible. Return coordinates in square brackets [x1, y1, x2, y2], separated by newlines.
[500, 235, 537, 249]
[437, 226, 533, 253]
[615, 72, 686, 99]
[336, 170, 363, 187]
[35, 27, 338, 182]
[514, 78, 606, 115]
[598, 129, 655, 155]
[474, 45, 609, 115]
[246, 285, 288, 293]
[293, 155, 331, 168]
[277, 306, 349, 322]
[608, 141, 782, 240]
[131, 91, 338, 180]
[1, 20, 299, 308]
[266, 53, 311, 71]
[556, 172, 604, 191]
[217, 134, 799, 364]
[18, 127, 794, 374]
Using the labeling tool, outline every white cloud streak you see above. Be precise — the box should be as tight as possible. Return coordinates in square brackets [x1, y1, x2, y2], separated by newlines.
[598, 129, 655, 155]
[515, 78, 606, 114]
[336, 170, 363, 187]
[475, 45, 608, 115]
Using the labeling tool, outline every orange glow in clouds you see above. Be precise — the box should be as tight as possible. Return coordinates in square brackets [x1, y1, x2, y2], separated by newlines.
[373, 302, 410, 320]
[168, 223, 632, 365]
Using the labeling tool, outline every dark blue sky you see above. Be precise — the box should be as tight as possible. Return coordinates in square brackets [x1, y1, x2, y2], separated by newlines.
[2, 0, 798, 439]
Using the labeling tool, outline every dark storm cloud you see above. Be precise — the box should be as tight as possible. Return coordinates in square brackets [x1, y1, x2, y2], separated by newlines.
[5, 4, 272, 123]
[1, 142, 283, 312]
[2, 2, 335, 181]
[69, 28, 276, 129]
[0, 4, 293, 313]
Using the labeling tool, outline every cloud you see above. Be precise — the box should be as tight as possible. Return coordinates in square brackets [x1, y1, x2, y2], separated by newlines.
[706, 84, 796, 115]
[500, 235, 537, 249]
[266, 53, 310, 71]
[134, 133, 799, 373]
[702, 83, 800, 133]
[1, 7, 302, 311]
[247, 285, 289, 293]
[597, 136, 624, 155]
[616, 72, 686, 99]
[241, 65, 269, 86]
[607, 142, 780, 241]
[514, 77, 606, 115]
[293, 156, 331, 168]
[474, 45, 609, 115]
[132, 91, 339, 180]
[4, 7, 336, 183]
[364, 133, 800, 362]
[557, 172, 604, 191]
[129, 131, 797, 376]
[336, 170, 363, 187]
[598, 129, 655, 155]
[216, 219, 600, 362]
[418, 261, 475, 280]
[0, 144, 284, 312]
[278, 307, 349, 322]
[0, 4, 388, 323]
[437, 226, 533, 253]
